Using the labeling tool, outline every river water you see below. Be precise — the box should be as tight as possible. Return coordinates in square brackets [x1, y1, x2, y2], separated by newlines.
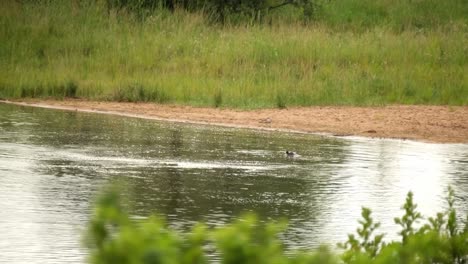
[0, 103, 467, 263]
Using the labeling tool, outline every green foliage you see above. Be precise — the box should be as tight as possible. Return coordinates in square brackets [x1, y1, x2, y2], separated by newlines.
[339, 207, 385, 261]
[100, 0, 468, 27]
[86, 187, 208, 264]
[65, 80, 78, 98]
[214, 214, 288, 264]
[394, 191, 422, 243]
[103, 0, 314, 23]
[109, 83, 170, 103]
[275, 92, 287, 109]
[447, 186, 458, 237]
[86, 187, 468, 264]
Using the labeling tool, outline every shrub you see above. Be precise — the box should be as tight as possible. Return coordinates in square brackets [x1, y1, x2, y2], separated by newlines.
[86, 187, 468, 263]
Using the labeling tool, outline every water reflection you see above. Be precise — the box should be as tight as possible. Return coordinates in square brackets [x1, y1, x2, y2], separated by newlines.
[0, 103, 467, 263]
[321, 139, 468, 244]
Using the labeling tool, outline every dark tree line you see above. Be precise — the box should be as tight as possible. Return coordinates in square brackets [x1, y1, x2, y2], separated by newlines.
[105, 0, 316, 22]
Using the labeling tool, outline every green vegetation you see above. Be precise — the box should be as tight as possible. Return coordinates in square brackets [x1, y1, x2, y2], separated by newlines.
[103, 0, 316, 24]
[0, 0, 467, 108]
[86, 187, 468, 263]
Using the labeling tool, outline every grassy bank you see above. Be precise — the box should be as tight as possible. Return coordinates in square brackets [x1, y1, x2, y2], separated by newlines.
[0, 1, 467, 108]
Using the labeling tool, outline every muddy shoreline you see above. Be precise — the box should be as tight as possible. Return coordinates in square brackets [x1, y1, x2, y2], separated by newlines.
[2, 99, 467, 144]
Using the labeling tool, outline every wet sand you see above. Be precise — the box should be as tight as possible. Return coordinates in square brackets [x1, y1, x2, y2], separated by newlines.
[2, 99, 467, 143]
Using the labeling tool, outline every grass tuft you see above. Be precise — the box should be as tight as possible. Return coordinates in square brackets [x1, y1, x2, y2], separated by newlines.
[213, 89, 223, 108]
[65, 81, 78, 98]
[276, 92, 287, 109]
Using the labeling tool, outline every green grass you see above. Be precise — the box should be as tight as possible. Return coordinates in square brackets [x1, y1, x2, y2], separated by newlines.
[0, 0, 467, 108]
[316, 0, 468, 31]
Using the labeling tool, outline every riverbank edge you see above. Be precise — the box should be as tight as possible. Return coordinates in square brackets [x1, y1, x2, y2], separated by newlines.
[1, 99, 467, 144]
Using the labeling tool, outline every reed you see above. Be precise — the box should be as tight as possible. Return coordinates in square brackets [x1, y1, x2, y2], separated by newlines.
[0, 0, 466, 108]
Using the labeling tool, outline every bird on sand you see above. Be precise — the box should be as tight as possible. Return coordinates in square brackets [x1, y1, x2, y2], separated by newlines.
[285, 150, 297, 157]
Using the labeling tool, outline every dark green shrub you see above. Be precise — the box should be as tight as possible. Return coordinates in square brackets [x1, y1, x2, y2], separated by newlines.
[65, 81, 78, 98]
[213, 89, 222, 108]
[103, 0, 315, 23]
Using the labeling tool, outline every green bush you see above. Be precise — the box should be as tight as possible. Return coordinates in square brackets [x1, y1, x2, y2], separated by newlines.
[86, 187, 468, 263]
[103, 0, 314, 23]
[99, 0, 468, 27]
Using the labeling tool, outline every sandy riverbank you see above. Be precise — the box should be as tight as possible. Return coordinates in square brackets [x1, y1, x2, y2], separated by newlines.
[2, 99, 467, 143]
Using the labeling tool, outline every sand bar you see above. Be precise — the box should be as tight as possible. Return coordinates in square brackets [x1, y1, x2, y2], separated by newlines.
[2, 99, 467, 144]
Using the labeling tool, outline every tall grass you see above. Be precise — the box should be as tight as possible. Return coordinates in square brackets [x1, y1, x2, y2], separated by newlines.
[316, 0, 468, 31]
[0, 0, 467, 108]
